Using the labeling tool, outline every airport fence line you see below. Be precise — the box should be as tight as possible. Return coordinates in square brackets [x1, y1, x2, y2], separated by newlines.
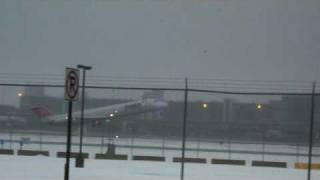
[0, 81, 319, 180]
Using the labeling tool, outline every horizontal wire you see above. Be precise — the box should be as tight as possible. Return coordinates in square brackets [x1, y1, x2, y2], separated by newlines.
[0, 82, 318, 96]
[0, 73, 317, 93]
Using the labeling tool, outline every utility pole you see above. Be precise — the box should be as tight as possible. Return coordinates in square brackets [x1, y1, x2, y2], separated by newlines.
[307, 81, 316, 180]
[180, 78, 188, 180]
[76, 64, 92, 168]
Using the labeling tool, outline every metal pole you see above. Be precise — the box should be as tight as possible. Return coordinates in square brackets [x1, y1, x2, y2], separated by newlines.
[262, 129, 265, 161]
[100, 136, 104, 154]
[39, 118, 42, 151]
[180, 78, 188, 180]
[76, 64, 91, 168]
[9, 115, 12, 149]
[130, 133, 134, 156]
[100, 123, 106, 154]
[262, 140, 265, 161]
[228, 123, 231, 160]
[64, 101, 73, 180]
[79, 70, 86, 155]
[196, 133, 200, 158]
[307, 81, 316, 180]
[162, 135, 165, 157]
[296, 143, 300, 163]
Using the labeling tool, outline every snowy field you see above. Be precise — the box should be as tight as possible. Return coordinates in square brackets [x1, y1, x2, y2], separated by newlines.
[0, 132, 320, 179]
[0, 156, 320, 180]
[1, 132, 320, 169]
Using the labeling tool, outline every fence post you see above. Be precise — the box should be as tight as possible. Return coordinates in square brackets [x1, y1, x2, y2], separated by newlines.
[196, 133, 200, 158]
[39, 118, 43, 151]
[100, 122, 107, 154]
[296, 143, 300, 163]
[9, 115, 12, 149]
[130, 130, 134, 157]
[180, 78, 188, 180]
[307, 81, 316, 180]
[228, 123, 231, 160]
[262, 141, 265, 161]
[162, 134, 165, 157]
[100, 136, 104, 154]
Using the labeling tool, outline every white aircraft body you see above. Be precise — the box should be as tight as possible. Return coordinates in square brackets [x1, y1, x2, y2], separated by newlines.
[31, 98, 168, 123]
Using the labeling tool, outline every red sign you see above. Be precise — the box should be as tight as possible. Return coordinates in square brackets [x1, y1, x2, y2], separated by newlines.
[65, 68, 79, 101]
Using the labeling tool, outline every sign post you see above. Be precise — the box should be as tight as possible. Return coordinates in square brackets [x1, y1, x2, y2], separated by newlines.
[64, 68, 79, 180]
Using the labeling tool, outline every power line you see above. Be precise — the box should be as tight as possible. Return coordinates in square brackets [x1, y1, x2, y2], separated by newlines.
[0, 73, 317, 93]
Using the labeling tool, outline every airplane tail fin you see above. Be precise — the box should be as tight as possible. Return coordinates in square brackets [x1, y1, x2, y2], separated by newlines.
[31, 106, 52, 118]
[143, 90, 167, 120]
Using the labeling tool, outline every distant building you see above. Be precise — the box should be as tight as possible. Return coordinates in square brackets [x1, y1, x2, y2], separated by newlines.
[232, 102, 256, 123]
[19, 86, 62, 115]
[282, 96, 311, 125]
[223, 98, 236, 122]
[0, 104, 17, 115]
[24, 86, 45, 97]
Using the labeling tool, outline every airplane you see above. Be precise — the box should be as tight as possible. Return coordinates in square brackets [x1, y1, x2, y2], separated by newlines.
[31, 98, 168, 124]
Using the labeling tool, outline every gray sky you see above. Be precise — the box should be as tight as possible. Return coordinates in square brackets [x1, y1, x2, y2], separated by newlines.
[1, 0, 320, 82]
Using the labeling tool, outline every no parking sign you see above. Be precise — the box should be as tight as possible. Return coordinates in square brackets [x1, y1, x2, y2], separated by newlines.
[64, 67, 80, 180]
[65, 68, 79, 101]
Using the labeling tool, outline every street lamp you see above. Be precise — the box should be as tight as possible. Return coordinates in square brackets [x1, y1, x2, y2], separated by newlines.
[257, 104, 262, 110]
[202, 103, 208, 109]
[76, 64, 92, 168]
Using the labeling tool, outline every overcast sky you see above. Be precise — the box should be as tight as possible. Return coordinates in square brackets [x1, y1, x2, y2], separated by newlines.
[1, 0, 320, 82]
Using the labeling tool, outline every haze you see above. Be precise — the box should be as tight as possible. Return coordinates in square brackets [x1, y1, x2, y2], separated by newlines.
[0, 0, 320, 81]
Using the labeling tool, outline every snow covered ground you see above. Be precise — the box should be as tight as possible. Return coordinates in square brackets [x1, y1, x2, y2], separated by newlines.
[0, 132, 320, 179]
[0, 155, 319, 180]
[1, 132, 320, 168]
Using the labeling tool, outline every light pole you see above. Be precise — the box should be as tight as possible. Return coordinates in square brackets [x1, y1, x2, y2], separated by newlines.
[256, 103, 265, 161]
[197, 103, 208, 157]
[76, 64, 92, 168]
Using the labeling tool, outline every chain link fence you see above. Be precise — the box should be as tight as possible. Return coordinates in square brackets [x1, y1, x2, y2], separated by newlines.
[0, 81, 319, 179]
